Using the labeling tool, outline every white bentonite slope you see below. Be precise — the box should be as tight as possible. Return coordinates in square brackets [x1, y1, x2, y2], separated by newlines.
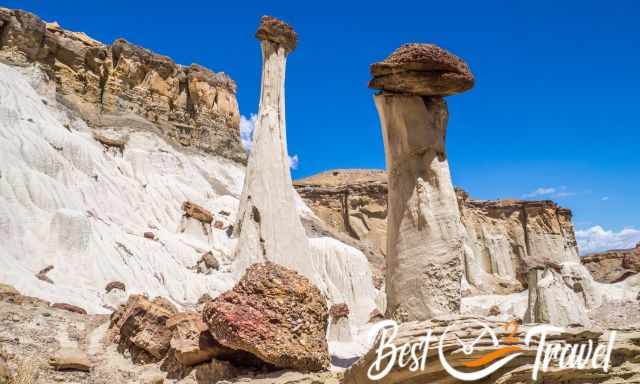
[0, 62, 378, 336]
[0, 62, 244, 312]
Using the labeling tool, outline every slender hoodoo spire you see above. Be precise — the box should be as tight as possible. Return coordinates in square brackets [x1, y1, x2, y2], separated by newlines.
[370, 43, 474, 321]
[232, 16, 316, 280]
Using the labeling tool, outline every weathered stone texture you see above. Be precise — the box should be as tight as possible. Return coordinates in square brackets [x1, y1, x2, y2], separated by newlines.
[582, 243, 640, 283]
[203, 262, 330, 372]
[296, 171, 581, 295]
[0, 7, 244, 162]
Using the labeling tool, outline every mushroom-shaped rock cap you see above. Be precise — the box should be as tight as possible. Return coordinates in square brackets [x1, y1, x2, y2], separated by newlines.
[369, 43, 474, 96]
[256, 16, 297, 52]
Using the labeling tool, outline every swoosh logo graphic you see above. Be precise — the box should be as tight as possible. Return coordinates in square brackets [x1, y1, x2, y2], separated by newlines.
[463, 345, 523, 368]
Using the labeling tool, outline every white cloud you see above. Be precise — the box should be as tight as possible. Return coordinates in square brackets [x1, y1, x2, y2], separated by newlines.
[522, 186, 576, 199]
[523, 187, 556, 198]
[239, 114, 257, 151]
[288, 154, 299, 170]
[576, 226, 640, 255]
[601, 196, 610, 201]
[239, 114, 300, 169]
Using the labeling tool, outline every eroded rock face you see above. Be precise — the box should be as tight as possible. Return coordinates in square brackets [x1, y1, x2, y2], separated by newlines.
[582, 243, 640, 283]
[524, 262, 599, 326]
[459, 191, 580, 291]
[203, 262, 330, 371]
[344, 317, 640, 384]
[295, 169, 388, 278]
[295, 171, 580, 295]
[0, 7, 244, 163]
[109, 295, 176, 364]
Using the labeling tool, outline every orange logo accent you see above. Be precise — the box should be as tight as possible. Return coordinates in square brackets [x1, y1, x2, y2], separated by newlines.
[462, 320, 523, 368]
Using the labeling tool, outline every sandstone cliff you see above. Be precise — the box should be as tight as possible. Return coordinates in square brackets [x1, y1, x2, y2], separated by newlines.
[295, 169, 580, 292]
[581, 243, 640, 283]
[0, 8, 245, 162]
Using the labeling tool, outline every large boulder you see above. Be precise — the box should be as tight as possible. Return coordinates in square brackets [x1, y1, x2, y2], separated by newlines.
[203, 262, 330, 371]
[109, 295, 177, 363]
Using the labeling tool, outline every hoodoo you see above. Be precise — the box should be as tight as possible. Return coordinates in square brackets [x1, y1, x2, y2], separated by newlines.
[232, 17, 316, 279]
[370, 44, 474, 321]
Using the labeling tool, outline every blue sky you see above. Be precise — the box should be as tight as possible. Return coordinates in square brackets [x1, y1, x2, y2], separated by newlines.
[4, 0, 639, 252]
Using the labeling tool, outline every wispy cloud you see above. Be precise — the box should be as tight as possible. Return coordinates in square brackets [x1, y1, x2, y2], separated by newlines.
[601, 196, 610, 201]
[239, 114, 300, 170]
[240, 114, 257, 151]
[523, 187, 556, 198]
[289, 154, 300, 170]
[576, 226, 640, 255]
[522, 186, 576, 199]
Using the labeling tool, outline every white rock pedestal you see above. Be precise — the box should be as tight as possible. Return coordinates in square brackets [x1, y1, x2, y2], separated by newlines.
[374, 94, 464, 321]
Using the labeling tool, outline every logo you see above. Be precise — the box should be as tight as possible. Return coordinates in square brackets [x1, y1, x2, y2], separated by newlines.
[367, 319, 616, 382]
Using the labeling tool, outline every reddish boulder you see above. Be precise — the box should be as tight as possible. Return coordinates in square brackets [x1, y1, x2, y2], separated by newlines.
[109, 295, 176, 363]
[51, 303, 87, 315]
[203, 262, 330, 371]
[143, 231, 156, 240]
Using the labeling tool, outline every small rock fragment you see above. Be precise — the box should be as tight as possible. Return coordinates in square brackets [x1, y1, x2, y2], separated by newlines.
[51, 303, 87, 315]
[167, 312, 231, 366]
[36, 265, 54, 284]
[182, 201, 213, 224]
[49, 348, 91, 371]
[105, 281, 126, 293]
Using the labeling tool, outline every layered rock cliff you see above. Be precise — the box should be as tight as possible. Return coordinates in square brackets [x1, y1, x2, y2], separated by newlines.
[295, 169, 580, 292]
[581, 243, 640, 283]
[0, 8, 245, 162]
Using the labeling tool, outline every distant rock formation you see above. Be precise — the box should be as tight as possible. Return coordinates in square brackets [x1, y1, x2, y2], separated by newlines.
[458, 190, 580, 292]
[582, 243, 640, 283]
[0, 7, 244, 162]
[296, 170, 580, 294]
[295, 169, 388, 278]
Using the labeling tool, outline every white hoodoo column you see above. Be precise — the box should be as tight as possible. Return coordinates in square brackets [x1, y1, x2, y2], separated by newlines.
[369, 44, 475, 321]
[232, 16, 316, 280]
